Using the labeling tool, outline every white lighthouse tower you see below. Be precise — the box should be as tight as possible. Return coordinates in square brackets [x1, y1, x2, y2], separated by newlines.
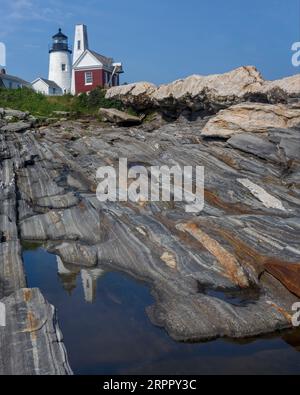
[71, 24, 89, 94]
[48, 28, 72, 94]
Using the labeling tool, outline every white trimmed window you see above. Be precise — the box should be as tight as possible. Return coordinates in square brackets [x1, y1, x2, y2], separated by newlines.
[62, 64, 66, 71]
[85, 71, 93, 85]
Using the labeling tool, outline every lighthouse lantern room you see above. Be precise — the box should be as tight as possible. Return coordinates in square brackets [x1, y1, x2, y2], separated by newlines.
[48, 28, 72, 94]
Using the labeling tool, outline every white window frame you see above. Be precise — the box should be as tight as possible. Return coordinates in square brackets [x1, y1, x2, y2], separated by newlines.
[85, 71, 93, 85]
[62, 63, 66, 72]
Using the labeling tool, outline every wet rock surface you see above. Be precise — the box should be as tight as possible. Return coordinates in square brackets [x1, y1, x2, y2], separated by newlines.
[0, 112, 73, 374]
[3, 111, 300, 336]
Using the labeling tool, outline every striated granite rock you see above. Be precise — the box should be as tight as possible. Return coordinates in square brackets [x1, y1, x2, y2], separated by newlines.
[1, 121, 33, 133]
[1, 87, 300, 370]
[0, 288, 72, 375]
[0, 112, 296, 343]
[2, 109, 29, 120]
[201, 103, 300, 138]
[0, 129, 72, 374]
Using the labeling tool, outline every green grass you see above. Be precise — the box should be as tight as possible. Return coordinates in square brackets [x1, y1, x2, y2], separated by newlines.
[0, 87, 123, 117]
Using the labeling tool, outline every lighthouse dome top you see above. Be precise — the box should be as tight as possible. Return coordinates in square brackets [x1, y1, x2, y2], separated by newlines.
[52, 28, 68, 40]
[49, 28, 72, 54]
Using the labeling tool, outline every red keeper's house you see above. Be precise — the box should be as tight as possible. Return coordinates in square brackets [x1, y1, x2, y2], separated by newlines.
[73, 49, 123, 94]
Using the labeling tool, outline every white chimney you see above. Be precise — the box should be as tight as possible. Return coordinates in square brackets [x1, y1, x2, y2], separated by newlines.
[73, 24, 89, 65]
[71, 24, 89, 94]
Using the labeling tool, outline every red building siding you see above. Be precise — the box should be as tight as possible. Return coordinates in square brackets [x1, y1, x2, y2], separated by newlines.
[75, 69, 104, 94]
[75, 68, 120, 94]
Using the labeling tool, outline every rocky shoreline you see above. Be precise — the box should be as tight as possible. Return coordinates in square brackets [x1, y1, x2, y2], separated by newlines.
[0, 66, 300, 374]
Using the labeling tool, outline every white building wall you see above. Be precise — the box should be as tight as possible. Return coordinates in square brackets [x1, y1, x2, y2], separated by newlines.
[76, 52, 102, 68]
[73, 24, 89, 65]
[32, 79, 49, 95]
[32, 79, 63, 96]
[49, 51, 72, 94]
[71, 24, 89, 94]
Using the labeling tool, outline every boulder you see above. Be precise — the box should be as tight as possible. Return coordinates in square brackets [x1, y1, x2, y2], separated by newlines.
[47, 242, 98, 267]
[151, 66, 264, 110]
[105, 82, 157, 110]
[52, 111, 71, 117]
[98, 107, 142, 125]
[1, 121, 32, 133]
[106, 67, 300, 117]
[4, 109, 29, 120]
[262, 74, 300, 102]
[201, 103, 300, 138]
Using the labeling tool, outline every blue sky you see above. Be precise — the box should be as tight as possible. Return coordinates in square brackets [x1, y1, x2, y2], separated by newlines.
[0, 0, 299, 84]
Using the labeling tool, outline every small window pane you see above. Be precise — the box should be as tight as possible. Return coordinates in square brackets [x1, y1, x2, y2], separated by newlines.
[85, 71, 93, 85]
[62, 64, 66, 71]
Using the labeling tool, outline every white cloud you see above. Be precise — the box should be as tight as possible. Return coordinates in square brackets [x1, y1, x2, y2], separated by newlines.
[0, 0, 75, 36]
[0, 0, 106, 38]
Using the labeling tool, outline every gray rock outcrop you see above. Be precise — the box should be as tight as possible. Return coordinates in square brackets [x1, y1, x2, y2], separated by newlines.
[0, 288, 73, 375]
[1, 110, 298, 344]
[1, 68, 300, 372]
[0, 124, 72, 375]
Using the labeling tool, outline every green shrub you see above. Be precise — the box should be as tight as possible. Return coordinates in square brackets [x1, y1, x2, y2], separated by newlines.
[0, 86, 123, 117]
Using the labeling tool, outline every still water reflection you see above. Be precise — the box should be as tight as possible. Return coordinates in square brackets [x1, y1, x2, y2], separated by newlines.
[23, 246, 300, 375]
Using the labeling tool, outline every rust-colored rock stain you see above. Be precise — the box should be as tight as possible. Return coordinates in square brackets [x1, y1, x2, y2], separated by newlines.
[265, 260, 300, 298]
[177, 222, 249, 288]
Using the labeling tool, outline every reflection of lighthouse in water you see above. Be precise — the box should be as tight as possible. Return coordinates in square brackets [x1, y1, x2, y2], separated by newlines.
[81, 268, 105, 303]
[57, 256, 79, 295]
[56, 256, 105, 303]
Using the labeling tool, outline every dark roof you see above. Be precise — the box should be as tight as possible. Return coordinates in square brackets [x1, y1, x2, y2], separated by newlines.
[90, 50, 113, 67]
[32, 78, 61, 90]
[0, 73, 30, 86]
[52, 28, 68, 40]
